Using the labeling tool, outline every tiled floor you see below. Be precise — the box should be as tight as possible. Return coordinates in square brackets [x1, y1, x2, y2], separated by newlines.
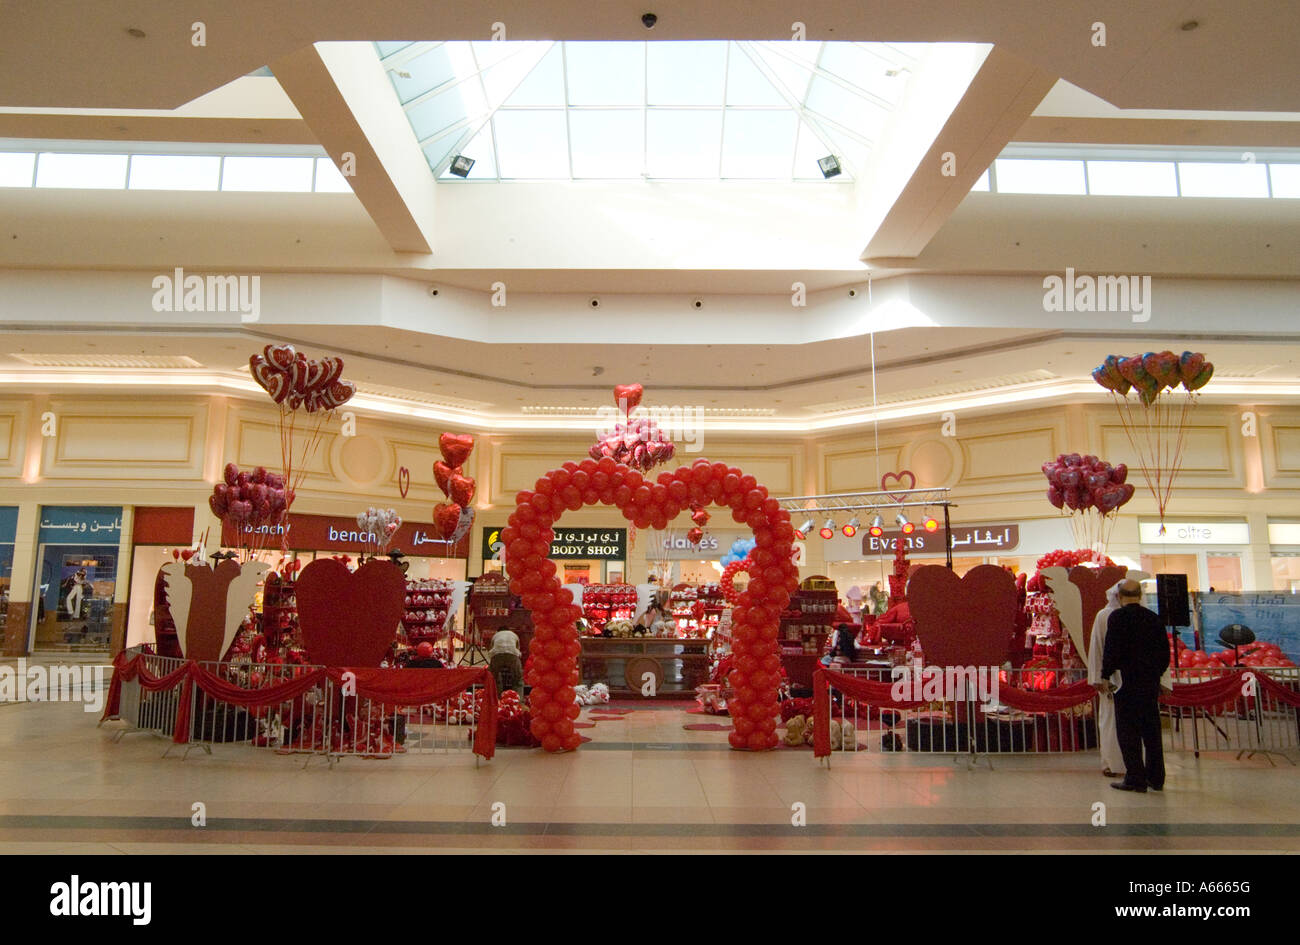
[0, 697, 1296, 853]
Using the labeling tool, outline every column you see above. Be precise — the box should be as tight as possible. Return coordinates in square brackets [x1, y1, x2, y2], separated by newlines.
[2, 503, 40, 656]
[109, 506, 134, 656]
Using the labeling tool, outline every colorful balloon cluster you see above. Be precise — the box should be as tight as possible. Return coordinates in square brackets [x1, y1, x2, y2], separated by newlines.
[720, 537, 756, 567]
[505, 457, 795, 752]
[431, 433, 477, 541]
[249, 344, 356, 412]
[588, 384, 676, 472]
[210, 463, 288, 525]
[1042, 453, 1135, 514]
[1092, 351, 1213, 405]
[356, 507, 401, 553]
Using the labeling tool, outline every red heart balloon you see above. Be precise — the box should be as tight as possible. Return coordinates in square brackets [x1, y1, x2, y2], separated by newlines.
[263, 344, 297, 372]
[439, 432, 474, 468]
[318, 356, 344, 389]
[687, 526, 704, 544]
[613, 384, 643, 412]
[302, 358, 329, 393]
[449, 473, 476, 508]
[249, 356, 290, 404]
[433, 460, 458, 496]
[909, 564, 1019, 667]
[296, 558, 405, 667]
[691, 508, 710, 526]
[324, 380, 355, 409]
[433, 502, 462, 539]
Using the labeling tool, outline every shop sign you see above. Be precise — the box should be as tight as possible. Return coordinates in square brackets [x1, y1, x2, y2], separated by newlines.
[1139, 521, 1249, 545]
[862, 523, 1019, 556]
[0, 506, 16, 545]
[1267, 523, 1300, 545]
[481, 526, 626, 561]
[221, 513, 468, 556]
[38, 506, 122, 544]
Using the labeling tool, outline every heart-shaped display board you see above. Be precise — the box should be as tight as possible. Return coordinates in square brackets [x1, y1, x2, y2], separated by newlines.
[880, 469, 917, 503]
[909, 564, 1019, 667]
[297, 558, 406, 667]
[162, 559, 269, 662]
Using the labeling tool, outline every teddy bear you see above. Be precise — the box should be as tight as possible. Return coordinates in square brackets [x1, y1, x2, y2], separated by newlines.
[827, 718, 858, 750]
[784, 714, 808, 746]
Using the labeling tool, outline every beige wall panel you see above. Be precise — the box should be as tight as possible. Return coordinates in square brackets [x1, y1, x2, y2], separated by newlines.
[1099, 422, 1237, 483]
[0, 400, 28, 477]
[234, 418, 336, 481]
[820, 444, 903, 494]
[40, 399, 206, 480]
[961, 427, 1058, 483]
[387, 438, 444, 503]
[1263, 418, 1300, 488]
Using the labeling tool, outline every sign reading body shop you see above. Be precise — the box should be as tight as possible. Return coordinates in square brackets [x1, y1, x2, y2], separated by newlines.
[482, 527, 626, 561]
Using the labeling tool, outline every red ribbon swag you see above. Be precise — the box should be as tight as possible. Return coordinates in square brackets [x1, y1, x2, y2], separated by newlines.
[102, 650, 497, 759]
[811, 666, 1300, 758]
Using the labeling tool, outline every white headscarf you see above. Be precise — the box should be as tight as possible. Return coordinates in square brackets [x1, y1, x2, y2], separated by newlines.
[489, 629, 520, 658]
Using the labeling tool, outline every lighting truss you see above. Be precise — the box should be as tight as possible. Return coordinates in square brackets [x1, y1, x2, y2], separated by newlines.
[776, 487, 957, 567]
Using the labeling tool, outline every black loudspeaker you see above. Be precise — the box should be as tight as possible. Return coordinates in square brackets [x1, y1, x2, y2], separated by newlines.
[1156, 573, 1191, 627]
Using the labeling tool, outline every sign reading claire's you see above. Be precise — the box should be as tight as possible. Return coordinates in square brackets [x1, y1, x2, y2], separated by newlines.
[483, 527, 626, 561]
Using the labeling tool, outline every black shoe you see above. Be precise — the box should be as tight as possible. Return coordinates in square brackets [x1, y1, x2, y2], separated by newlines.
[1149, 784, 1163, 792]
[1111, 782, 1147, 793]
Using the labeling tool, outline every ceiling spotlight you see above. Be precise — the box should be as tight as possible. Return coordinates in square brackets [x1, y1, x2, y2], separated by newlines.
[842, 516, 859, 538]
[817, 155, 842, 179]
[819, 518, 836, 540]
[797, 518, 814, 539]
[868, 514, 884, 538]
[448, 154, 475, 178]
[896, 512, 914, 535]
[923, 514, 939, 533]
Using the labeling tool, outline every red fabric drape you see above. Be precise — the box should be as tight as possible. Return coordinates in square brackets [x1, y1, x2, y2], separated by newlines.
[1157, 672, 1244, 708]
[1254, 670, 1300, 708]
[813, 669, 927, 757]
[102, 652, 497, 759]
[996, 681, 1097, 713]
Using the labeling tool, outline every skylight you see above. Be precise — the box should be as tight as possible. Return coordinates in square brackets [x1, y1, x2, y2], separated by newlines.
[375, 40, 924, 182]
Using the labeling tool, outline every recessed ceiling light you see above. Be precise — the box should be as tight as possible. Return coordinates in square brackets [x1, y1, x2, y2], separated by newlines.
[126, 27, 146, 38]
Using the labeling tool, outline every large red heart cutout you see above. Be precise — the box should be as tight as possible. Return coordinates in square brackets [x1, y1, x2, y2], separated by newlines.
[1069, 565, 1129, 656]
[613, 383, 644, 412]
[881, 469, 917, 502]
[908, 564, 1018, 667]
[433, 502, 462, 538]
[296, 558, 406, 667]
[449, 473, 476, 507]
[433, 460, 458, 496]
[439, 432, 474, 468]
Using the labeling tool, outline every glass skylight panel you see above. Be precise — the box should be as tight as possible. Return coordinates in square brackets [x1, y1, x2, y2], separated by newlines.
[493, 110, 569, 178]
[1177, 161, 1270, 197]
[127, 154, 220, 191]
[566, 42, 645, 106]
[993, 158, 1086, 195]
[970, 168, 990, 192]
[503, 43, 565, 106]
[646, 110, 723, 178]
[0, 152, 35, 187]
[569, 110, 644, 178]
[792, 122, 838, 179]
[314, 158, 352, 192]
[818, 44, 899, 104]
[726, 47, 787, 106]
[647, 42, 727, 105]
[220, 156, 314, 192]
[388, 44, 457, 104]
[407, 81, 486, 141]
[1085, 160, 1178, 196]
[480, 47, 550, 107]
[753, 45, 814, 101]
[36, 152, 127, 189]
[721, 110, 797, 178]
[1269, 163, 1300, 197]
[806, 76, 881, 130]
[470, 41, 523, 71]
[375, 41, 413, 59]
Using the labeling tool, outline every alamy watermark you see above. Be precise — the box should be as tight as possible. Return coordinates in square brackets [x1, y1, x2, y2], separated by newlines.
[0, 659, 107, 714]
[151, 267, 260, 318]
[595, 399, 706, 453]
[890, 664, 1000, 709]
[1042, 268, 1150, 323]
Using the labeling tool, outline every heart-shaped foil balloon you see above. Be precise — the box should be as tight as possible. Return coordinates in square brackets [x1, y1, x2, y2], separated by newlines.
[439, 432, 474, 468]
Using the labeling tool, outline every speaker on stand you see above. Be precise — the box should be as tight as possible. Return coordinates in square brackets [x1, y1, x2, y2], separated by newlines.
[1156, 573, 1198, 756]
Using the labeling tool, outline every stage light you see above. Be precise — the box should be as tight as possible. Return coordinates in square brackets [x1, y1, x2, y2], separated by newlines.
[819, 517, 835, 539]
[842, 516, 859, 538]
[896, 512, 914, 535]
[817, 155, 842, 178]
[797, 518, 814, 539]
[868, 514, 884, 537]
[449, 155, 475, 177]
[923, 515, 939, 532]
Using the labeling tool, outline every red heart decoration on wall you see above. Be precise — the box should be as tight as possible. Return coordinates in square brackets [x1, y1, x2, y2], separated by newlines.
[908, 564, 1019, 667]
[1069, 565, 1129, 657]
[433, 502, 462, 538]
[880, 470, 917, 503]
[613, 384, 644, 412]
[398, 465, 410, 498]
[439, 433, 474, 468]
[433, 460, 458, 496]
[297, 559, 406, 667]
[449, 473, 476, 507]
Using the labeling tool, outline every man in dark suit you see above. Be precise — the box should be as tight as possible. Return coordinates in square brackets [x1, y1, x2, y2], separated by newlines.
[1101, 580, 1170, 793]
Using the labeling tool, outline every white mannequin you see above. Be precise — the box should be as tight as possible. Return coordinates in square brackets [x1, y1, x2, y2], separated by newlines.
[66, 569, 88, 618]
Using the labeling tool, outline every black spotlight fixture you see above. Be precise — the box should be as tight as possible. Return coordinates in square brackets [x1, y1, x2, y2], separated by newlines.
[817, 155, 842, 179]
[641, 12, 658, 29]
[449, 154, 475, 178]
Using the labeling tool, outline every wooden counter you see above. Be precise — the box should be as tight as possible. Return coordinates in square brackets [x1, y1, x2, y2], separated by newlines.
[580, 635, 710, 698]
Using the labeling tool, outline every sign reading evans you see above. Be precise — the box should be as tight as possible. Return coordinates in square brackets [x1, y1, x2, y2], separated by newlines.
[482, 527, 626, 561]
[863, 523, 1019, 556]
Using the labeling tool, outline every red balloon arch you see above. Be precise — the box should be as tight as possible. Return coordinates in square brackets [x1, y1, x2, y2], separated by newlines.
[504, 456, 797, 752]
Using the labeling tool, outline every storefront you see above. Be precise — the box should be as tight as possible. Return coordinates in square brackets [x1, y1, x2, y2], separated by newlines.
[0, 507, 15, 631]
[480, 526, 626, 584]
[645, 528, 749, 585]
[124, 506, 197, 649]
[28, 506, 123, 652]
[1138, 519, 1250, 592]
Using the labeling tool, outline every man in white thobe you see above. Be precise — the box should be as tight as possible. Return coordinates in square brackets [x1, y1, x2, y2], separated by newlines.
[1087, 581, 1125, 778]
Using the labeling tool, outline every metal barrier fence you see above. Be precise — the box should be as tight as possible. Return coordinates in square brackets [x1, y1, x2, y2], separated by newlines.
[107, 647, 487, 765]
[820, 666, 1299, 764]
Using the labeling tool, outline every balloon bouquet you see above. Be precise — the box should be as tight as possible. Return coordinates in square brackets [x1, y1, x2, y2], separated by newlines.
[209, 463, 289, 561]
[431, 432, 477, 544]
[248, 344, 356, 548]
[1092, 350, 1212, 530]
[589, 383, 676, 472]
[1041, 453, 1134, 555]
[356, 507, 401, 557]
